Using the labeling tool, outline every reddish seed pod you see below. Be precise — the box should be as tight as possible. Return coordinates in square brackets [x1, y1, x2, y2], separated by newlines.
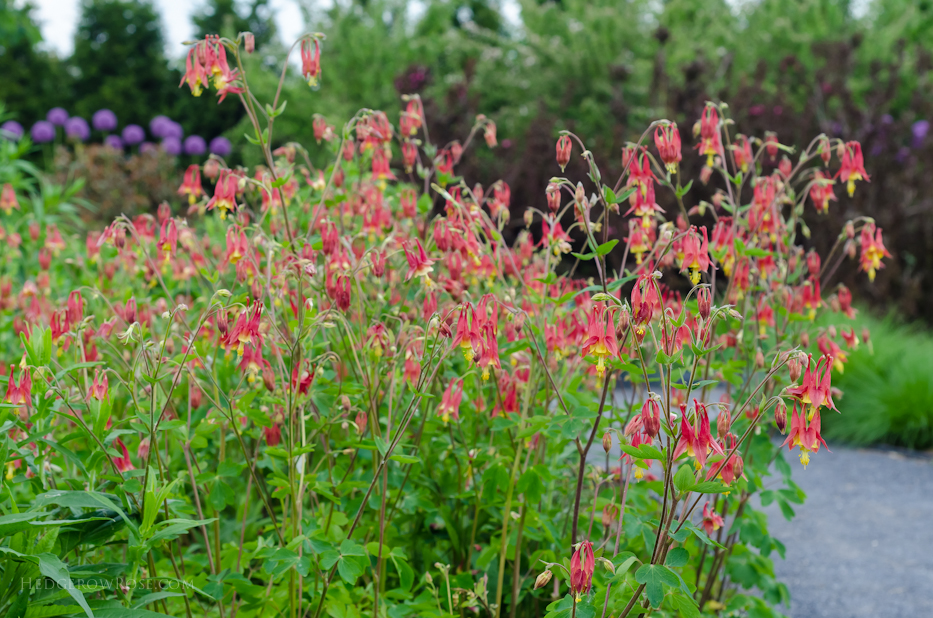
[602, 432, 612, 453]
[244, 32, 255, 54]
[216, 309, 229, 336]
[546, 182, 561, 213]
[642, 399, 661, 439]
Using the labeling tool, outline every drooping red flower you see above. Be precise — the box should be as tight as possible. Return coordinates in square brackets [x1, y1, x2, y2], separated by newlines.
[696, 105, 723, 166]
[837, 141, 870, 196]
[178, 165, 204, 205]
[403, 239, 435, 284]
[452, 304, 483, 363]
[679, 226, 710, 285]
[781, 405, 830, 467]
[809, 171, 836, 214]
[86, 368, 108, 402]
[673, 401, 724, 469]
[580, 304, 619, 379]
[301, 38, 322, 87]
[858, 222, 890, 282]
[655, 123, 682, 173]
[556, 135, 572, 171]
[437, 378, 464, 423]
[206, 169, 239, 220]
[569, 540, 595, 600]
[786, 354, 837, 415]
[702, 502, 724, 536]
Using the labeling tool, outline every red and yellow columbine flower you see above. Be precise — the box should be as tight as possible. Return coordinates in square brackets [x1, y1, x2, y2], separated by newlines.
[786, 354, 837, 418]
[224, 226, 248, 265]
[569, 540, 595, 601]
[452, 304, 483, 362]
[817, 335, 847, 373]
[207, 169, 239, 220]
[178, 164, 203, 205]
[437, 378, 464, 423]
[224, 301, 264, 357]
[654, 123, 682, 173]
[696, 105, 723, 166]
[403, 239, 434, 285]
[836, 141, 870, 196]
[858, 222, 890, 282]
[301, 38, 321, 87]
[0, 183, 19, 215]
[702, 502, 724, 536]
[809, 171, 836, 214]
[580, 304, 619, 379]
[732, 135, 752, 173]
[4, 365, 31, 407]
[679, 226, 710, 285]
[782, 405, 830, 468]
[673, 401, 724, 470]
[158, 218, 177, 263]
[180, 45, 208, 96]
[85, 368, 108, 402]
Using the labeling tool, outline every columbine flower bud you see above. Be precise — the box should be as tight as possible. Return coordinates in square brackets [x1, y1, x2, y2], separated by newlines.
[244, 32, 255, 54]
[602, 432, 612, 453]
[717, 406, 731, 437]
[533, 569, 553, 590]
[800, 332, 810, 348]
[262, 365, 276, 392]
[546, 182, 561, 213]
[524, 209, 534, 227]
[845, 221, 855, 239]
[700, 165, 713, 184]
[597, 557, 616, 574]
[697, 287, 711, 320]
[642, 398, 661, 439]
[556, 136, 572, 171]
[755, 349, 765, 369]
[341, 394, 352, 413]
[217, 309, 229, 336]
[788, 354, 802, 382]
[774, 400, 787, 433]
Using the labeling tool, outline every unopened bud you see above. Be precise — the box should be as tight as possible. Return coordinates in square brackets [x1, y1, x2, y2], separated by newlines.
[617, 308, 631, 337]
[602, 432, 612, 453]
[800, 332, 810, 348]
[546, 183, 561, 213]
[597, 557, 615, 574]
[574, 182, 586, 205]
[340, 394, 352, 413]
[861, 328, 871, 344]
[244, 32, 255, 54]
[697, 288, 711, 320]
[262, 366, 276, 392]
[774, 400, 787, 434]
[716, 407, 731, 437]
[755, 349, 765, 369]
[787, 354, 802, 382]
[845, 221, 855, 239]
[524, 209, 533, 228]
[533, 570, 553, 590]
[217, 310, 229, 336]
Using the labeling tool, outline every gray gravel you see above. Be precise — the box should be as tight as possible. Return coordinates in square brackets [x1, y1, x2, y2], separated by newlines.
[760, 445, 933, 618]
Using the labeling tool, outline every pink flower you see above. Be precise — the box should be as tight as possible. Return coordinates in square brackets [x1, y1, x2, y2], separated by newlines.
[569, 540, 595, 600]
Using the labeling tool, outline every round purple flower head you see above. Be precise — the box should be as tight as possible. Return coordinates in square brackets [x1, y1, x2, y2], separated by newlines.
[184, 135, 206, 156]
[92, 109, 118, 132]
[122, 124, 145, 145]
[31, 121, 56, 143]
[1, 121, 24, 140]
[150, 115, 172, 138]
[65, 117, 90, 141]
[104, 135, 124, 151]
[47, 107, 69, 126]
[163, 121, 184, 140]
[912, 120, 929, 149]
[161, 137, 182, 156]
[210, 136, 232, 156]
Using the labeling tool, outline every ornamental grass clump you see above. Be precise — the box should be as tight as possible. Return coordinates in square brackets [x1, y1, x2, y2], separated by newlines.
[0, 29, 883, 618]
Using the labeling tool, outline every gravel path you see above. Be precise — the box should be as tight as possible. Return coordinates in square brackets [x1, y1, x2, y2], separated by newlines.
[760, 445, 933, 618]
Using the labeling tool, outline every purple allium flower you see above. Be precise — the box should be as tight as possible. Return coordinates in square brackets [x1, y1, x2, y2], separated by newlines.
[912, 120, 929, 149]
[184, 135, 206, 156]
[92, 109, 118, 132]
[122, 124, 145, 145]
[150, 115, 172, 138]
[161, 137, 182, 156]
[31, 121, 56, 143]
[162, 121, 184, 140]
[1, 121, 24, 140]
[47, 107, 69, 126]
[896, 146, 911, 164]
[65, 117, 90, 141]
[104, 135, 124, 150]
[209, 136, 232, 156]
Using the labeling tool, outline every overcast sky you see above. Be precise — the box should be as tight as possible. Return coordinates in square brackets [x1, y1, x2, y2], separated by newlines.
[27, 0, 308, 57]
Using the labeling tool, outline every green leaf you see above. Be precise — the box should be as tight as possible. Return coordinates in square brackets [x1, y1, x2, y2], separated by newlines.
[596, 239, 619, 256]
[147, 518, 216, 547]
[390, 556, 414, 591]
[618, 444, 664, 460]
[0, 550, 94, 618]
[665, 547, 689, 568]
[544, 595, 596, 618]
[689, 481, 730, 494]
[675, 180, 694, 199]
[634, 564, 679, 609]
[517, 468, 544, 503]
[667, 590, 700, 618]
[336, 555, 364, 584]
[673, 465, 695, 494]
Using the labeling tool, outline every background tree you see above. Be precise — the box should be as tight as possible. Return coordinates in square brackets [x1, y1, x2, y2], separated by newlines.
[70, 0, 175, 128]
